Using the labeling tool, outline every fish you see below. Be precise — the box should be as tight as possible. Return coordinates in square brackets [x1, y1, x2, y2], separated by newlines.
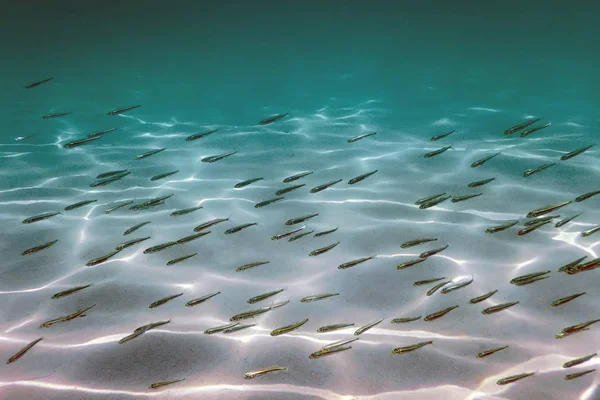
[317, 323, 355, 333]
[504, 118, 541, 135]
[223, 324, 255, 334]
[98, 170, 128, 179]
[391, 316, 422, 323]
[245, 366, 287, 379]
[21, 239, 58, 256]
[520, 122, 551, 137]
[348, 170, 378, 185]
[288, 230, 314, 242]
[87, 128, 118, 138]
[581, 225, 600, 237]
[90, 173, 130, 187]
[468, 177, 495, 188]
[517, 220, 551, 235]
[413, 277, 446, 286]
[441, 278, 473, 294]
[477, 345, 509, 358]
[575, 190, 600, 202]
[149, 293, 183, 308]
[132, 194, 173, 209]
[104, 200, 134, 214]
[309, 242, 340, 256]
[426, 280, 451, 296]
[419, 195, 452, 209]
[63, 136, 100, 148]
[400, 238, 438, 249]
[255, 197, 284, 208]
[25, 77, 54, 89]
[86, 249, 121, 266]
[204, 323, 240, 334]
[270, 319, 309, 336]
[64, 199, 97, 211]
[415, 193, 446, 205]
[526, 201, 572, 218]
[552, 292, 586, 307]
[561, 319, 600, 335]
[424, 146, 452, 158]
[471, 152, 500, 168]
[523, 163, 556, 177]
[510, 271, 551, 285]
[248, 289, 284, 304]
[568, 258, 600, 274]
[170, 206, 203, 216]
[396, 258, 427, 270]
[564, 369, 596, 380]
[431, 130, 455, 141]
[310, 179, 343, 193]
[285, 213, 319, 226]
[185, 292, 220, 307]
[194, 218, 229, 232]
[513, 276, 549, 286]
[469, 290, 498, 304]
[135, 320, 171, 333]
[523, 215, 559, 227]
[272, 225, 306, 240]
[419, 245, 449, 259]
[451, 193, 483, 203]
[143, 241, 178, 254]
[107, 105, 141, 116]
[322, 337, 360, 351]
[151, 170, 179, 181]
[562, 353, 597, 368]
[6, 338, 43, 364]
[176, 232, 211, 245]
[347, 131, 377, 144]
[309, 345, 353, 359]
[424, 305, 459, 321]
[51, 284, 91, 299]
[230, 307, 272, 322]
[15, 136, 31, 141]
[314, 227, 338, 237]
[149, 379, 185, 389]
[235, 177, 263, 188]
[555, 214, 581, 228]
[300, 293, 339, 303]
[560, 144, 594, 161]
[558, 256, 588, 273]
[224, 223, 257, 234]
[185, 129, 218, 142]
[22, 211, 60, 224]
[167, 253, 197, 266]
[115, 236, 151, 251]
[136, 148, 165, 160]
[354, 318, 384, 335]
[259, 113, 288, 125]
[275, 184, 305, 196]
[43, 112, 71, 119]
[339, 256, 375, 270]
[124, 221, 151, 235]
[40, 304, 96, 328]
[201, 151, 237, 163]
[236, 261, 270, 272]
[485, 220, 519, 233]
[283, 171, 313, 183]
[392, 341, 433, 354]
[482, 301, 520, 315]
[496, 372, 535, 386]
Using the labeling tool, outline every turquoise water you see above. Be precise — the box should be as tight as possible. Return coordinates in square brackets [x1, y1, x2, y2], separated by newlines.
[1, 2, 599, 399]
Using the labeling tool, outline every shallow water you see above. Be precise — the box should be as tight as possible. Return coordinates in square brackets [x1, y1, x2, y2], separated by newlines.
[1, 1, 599, 400]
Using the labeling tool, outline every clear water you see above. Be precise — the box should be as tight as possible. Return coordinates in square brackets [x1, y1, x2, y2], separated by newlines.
[1, 2, 599, 399]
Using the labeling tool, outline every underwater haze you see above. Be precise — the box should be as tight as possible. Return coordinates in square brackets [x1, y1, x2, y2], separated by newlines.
[1, 1, 599, 399]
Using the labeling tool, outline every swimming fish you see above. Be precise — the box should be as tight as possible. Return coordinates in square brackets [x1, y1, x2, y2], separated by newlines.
[339, 256, 375, 270]
[314, 227, 338, 237]
[415, 193, 446, 205]
[87, 128, 118, 138]
[523, 163, 556, 177]
[270, 319, 309, 336]
[283, 171, 313, 183]
[310, 179, 343, 193]
[424, 305, 459, 321]
[441, 278, 473, 294]
[65, 199, 97, 211]
[170, 206, 203, 216]
[517, 220, 551, 235]
[107, 105, 141, 116]
[419, 195, 452, 209]
[186, 292, 221, 307]
[43, 112, 71, 119]
[424, 146, 452, 158]
[22, 239, 58, 256]
[185, 129, 218, 141]
[348, 170, 378, 185]
[396, 258, 427, 270]
[309, 345, 353, 359]
[86, 249, 121, 266]
[275, 184, 305, 196]
[575, 190, 600, 202]
[51, 284, 91, 299]
[124, 221, 151, 235]
[451, 193, 483, 203]
[248, 289, 284, 304]
[317, 323, 355, 332]
[167, 253, 197, 266]
[259, 113, 288, 125]
[143, 241, 178, 254]
[564, 369, 596, 380]
[149, 293, 183, 308]
[244, 366, 287, 379]
[504, 118, 541, 135]
[392, 341, 433, 354]
[468, 177, 495, 188]
[391, 316, 422, 323]
[136, 148, 165, 160]
[176, 231, 210, 244]
[285, 213, 319, 225]
[255, 197, 284, 208]
[560, 144, 594, 161]
[104, 200, 134, 214]
[558, 256, 588, 273]
[236, 261, 270, 272]
[520, 122, 551, 137]
[482, 301, 519, 315]
[309, 242, 340, 256]
[431, 130, 455, 141]
[552, 292, 586, 307]
[235, 177, 263, 188]
[6, 337, 43, 364]
[63, 136, 101, 148]
[115, 236, 151, 251]
[523, 215, 559, 227]
[97, 170, 128, 179]
[561, 319, 600, 335]
[321, 337, 360, 351]
[151, 170, 179, 181]
[223, 324, 255, 334]
[486, 220, 519, 233]
[40, 304, 96, 328]
[496, 372, 535, 385]
[582, 225, 600, 237]
[90, 173, 130, 187]
[555, 214, 581, 228]
[354, 318, 384, 335]
[477, 345, 509, 358]
[300, 293, 339, 303]
[288, 230, 314, 242]
[149, 379, 185, 389]
[510, 271, 551, 285]
[419, 245, 449, 259]
[469, 290, 498, 304]
[400, 238, 437, 249]
[426, 280, 451, 296]
[201, 151, 237, 163]
[562, 353, 596, 368]
[25, 77, 54, 89]
[22, 211, 60, 224]
[471, 152, 500, 168]
[204, 323, 239, 334]
[272, 225, 306, 240]
[413, 277, 446, 286]
[225, 223, 257, 234]
[347, 132, 376, 143]
[526, 201, 572, 218]
[194, 218, 229, 232]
